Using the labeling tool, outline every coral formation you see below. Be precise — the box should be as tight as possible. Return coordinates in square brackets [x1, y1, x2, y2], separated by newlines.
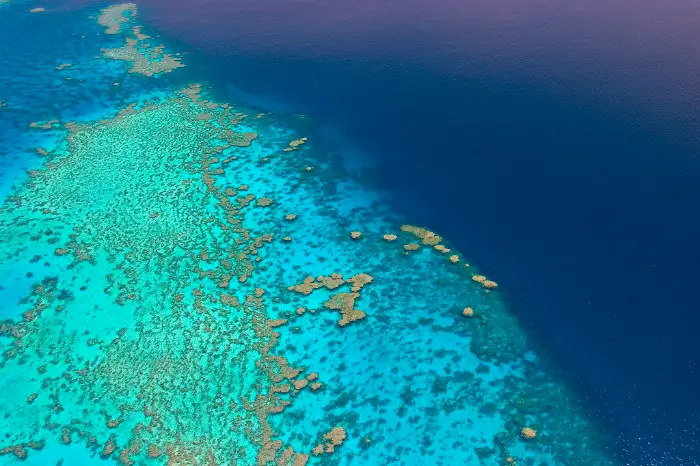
[0, 6, 623, 465]
[256, 197, 273, 207]
[99, 6, 184, 77]
[283, 137, 308, 151]
[288, 273, 374, 326]
[472, 275, 499, 289]
[97, 3, 136, 34]
[401, 224, 442, 245]
[323, 292, 366, 326]
[103, 37, 184, 77]
[312, 427, 347, 456]
[29, 119, 59, 129]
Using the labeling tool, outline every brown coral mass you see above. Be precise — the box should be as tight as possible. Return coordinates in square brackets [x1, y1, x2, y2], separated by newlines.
[292, 379, 308, 390]
[315, 275, 342, 290]
[285, 214, 297, 221]
[350, 231, 362, 239]
[323, 292, 365, 326]
[312, 426, 347, 456]
[434, 244, 450, 253]
[449, 255, 459, 264]
[400, 225, 442, 245]
[404, 243, 419, 251]
[383, 234, 397, 242]
[322, 426, 347, 452]
[288, 276, 319, 295]
[256, 197, 273, 207]
[346, 273, 373, 292]
[472, 275, 498, 289]
[521, 427, 537, 439]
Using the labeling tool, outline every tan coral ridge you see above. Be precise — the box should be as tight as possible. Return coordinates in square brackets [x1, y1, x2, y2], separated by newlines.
[283, 137, 308, 152]
[472, 274, 498, 289]
[288, 273, 374, 326]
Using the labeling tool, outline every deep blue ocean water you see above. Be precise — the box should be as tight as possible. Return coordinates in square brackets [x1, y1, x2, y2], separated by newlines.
[1, 0, 698, 464]
[208, 56, 700, 463]
[135, 0, 700, 462]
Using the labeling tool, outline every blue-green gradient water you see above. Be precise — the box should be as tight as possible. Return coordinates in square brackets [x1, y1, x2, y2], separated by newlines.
[0, 2, 671, 465]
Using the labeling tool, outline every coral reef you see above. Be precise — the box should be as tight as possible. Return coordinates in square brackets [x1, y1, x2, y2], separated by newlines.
[0, 6, 621, 465]
[99, 6, 184, 77]
[401, 224, 442, 245]
[312, 427, 347, 456]
[283, 137, 308, 152]
[473, 274, 499, 289]
[97, 3, 136, 35]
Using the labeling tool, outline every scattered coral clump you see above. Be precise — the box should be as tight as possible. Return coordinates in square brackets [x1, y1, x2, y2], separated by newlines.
[324, 292, 365, 326]
[472, 275, 498, 289]
[521, 427, 537, 440]
[401, 225, 442, 245]
[346, 273, 373, 292]
[288, 272, 374, 326]
[256, 197, 273, 207]
[312, 427, 347, 456]
[283, 137, 308, 152]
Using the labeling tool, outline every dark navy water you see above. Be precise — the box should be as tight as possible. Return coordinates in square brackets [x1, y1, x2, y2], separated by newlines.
[43, 0, 700, 463]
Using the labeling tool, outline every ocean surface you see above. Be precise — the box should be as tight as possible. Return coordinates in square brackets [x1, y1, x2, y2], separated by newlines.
[0, 1, 698, 465]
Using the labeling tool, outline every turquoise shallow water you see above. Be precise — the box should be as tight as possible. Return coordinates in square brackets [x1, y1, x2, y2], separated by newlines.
[0, 2, 621, 465]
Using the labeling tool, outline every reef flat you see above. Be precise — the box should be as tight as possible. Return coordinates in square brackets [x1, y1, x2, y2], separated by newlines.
[0, 3, 620, 465]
